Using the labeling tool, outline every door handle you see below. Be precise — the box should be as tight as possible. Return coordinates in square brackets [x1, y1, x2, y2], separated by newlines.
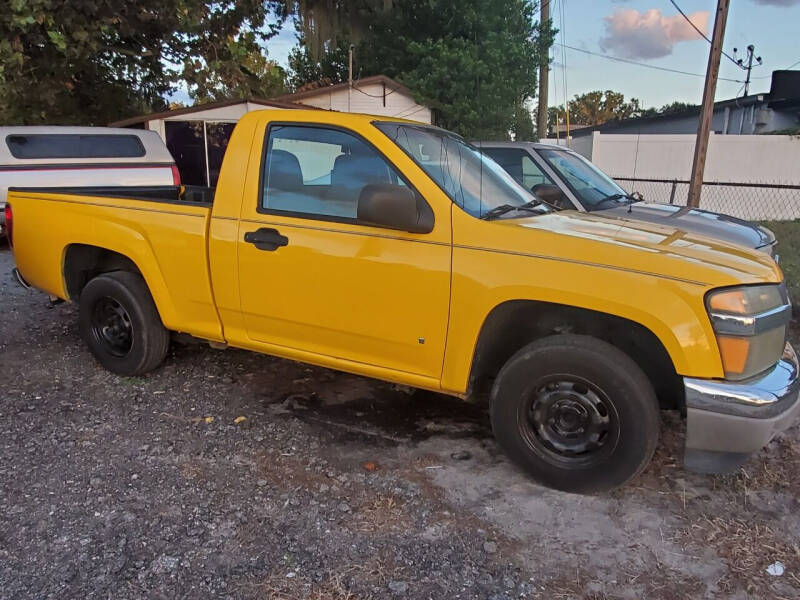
[244, 227, 289, 251]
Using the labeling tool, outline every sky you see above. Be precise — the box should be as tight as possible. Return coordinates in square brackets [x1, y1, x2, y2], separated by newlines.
[544, 0, 800, 109]
[176, 0, 800, 110]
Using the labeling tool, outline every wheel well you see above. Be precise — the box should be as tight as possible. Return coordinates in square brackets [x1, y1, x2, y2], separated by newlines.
[63, 244, 142, 301]
[469, 300, 684, 409]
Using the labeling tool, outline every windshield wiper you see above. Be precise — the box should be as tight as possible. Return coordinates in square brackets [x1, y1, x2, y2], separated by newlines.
[595, 192, 643, 209]
[480, 199, 544, 220]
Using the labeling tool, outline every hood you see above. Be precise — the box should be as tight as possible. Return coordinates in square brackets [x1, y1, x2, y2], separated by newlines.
[490, 210, 782, 287]
[599, 203, 775, 252]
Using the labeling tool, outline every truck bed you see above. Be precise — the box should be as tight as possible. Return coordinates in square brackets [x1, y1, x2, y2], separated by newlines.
[8, 185, 214, 207]
[8, 184, 222, 342]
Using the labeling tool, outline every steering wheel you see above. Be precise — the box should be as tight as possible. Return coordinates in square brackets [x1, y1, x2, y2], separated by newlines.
[531, 183, 566, 209]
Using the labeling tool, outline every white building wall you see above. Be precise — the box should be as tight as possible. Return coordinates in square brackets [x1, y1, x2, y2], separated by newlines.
[578, 132, 800, 220]
[143, 88, 432, 144]
[295, 83, 432, 123]
[584, 132, 800, 184]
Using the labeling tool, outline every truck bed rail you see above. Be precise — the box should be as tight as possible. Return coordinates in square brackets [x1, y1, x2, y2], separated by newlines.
[8, 185, 214, 207]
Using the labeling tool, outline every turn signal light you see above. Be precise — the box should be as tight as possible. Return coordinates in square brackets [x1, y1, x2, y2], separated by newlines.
[716, 336, 750, 375]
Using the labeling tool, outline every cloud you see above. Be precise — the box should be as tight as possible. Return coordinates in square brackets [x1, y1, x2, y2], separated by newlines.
[600, 9, 709, 60]
[751, 0, 800, 5]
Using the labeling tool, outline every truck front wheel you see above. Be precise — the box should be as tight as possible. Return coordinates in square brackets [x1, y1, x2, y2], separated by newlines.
[78, 271, 169, 376]
[490, 334, 659, 493]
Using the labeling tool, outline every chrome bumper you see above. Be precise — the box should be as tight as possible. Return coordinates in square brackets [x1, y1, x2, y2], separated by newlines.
[683, 342, 800, 473]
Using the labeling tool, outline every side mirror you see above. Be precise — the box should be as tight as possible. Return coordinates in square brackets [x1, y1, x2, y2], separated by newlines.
[357, 184, 434, 233]
[531, 183, 568, 208]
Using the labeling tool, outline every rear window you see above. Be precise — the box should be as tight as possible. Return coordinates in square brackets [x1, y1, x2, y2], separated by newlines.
[5, 134, 146, 159]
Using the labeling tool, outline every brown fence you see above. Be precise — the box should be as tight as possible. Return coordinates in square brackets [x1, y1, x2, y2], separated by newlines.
[613, 178, 800, 222]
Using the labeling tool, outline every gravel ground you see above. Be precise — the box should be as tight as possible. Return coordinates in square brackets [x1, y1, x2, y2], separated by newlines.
[2, 246, 800, 600]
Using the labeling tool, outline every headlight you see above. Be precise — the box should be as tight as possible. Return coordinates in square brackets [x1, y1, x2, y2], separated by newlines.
[706, 284, 791, 380]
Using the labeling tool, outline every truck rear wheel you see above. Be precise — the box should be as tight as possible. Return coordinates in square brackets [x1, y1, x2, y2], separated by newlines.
[490, 334, 659, 494]
[78, 271, 169, 376]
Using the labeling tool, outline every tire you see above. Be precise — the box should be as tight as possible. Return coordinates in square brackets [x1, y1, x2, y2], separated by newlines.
[490, 334, 659, 494]
[78, 271, 169, 376]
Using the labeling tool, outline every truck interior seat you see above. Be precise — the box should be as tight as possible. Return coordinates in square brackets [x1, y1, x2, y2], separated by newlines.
[266, 149, 304, 191]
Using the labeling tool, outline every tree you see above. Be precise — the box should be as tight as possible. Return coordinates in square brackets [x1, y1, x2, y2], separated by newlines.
[546, 90, 645, 132]
[0, 0, 287, 125]
[547, 95, 702, 132]
[511, 100, 536, 141]
[184, 35, 289, 103]
[284, 0, 392, 60]
[286, 0, 552, 140]
[287, 35, 350, 89]
[557, 90, 644, 127]
[657, 101, 699, 115]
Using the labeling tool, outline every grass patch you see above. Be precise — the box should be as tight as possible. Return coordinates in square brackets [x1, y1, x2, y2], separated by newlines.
[761, 220, 800, 305]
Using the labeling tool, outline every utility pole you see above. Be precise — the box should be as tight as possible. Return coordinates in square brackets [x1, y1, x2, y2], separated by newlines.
[348, 44, 354, 112]
[536, 0, 550, 140]
[687, 0, 730, 209]
[734, 44, 763, 96]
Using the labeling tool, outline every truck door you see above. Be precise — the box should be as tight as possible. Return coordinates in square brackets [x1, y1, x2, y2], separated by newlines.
[235, 122, 451, 381]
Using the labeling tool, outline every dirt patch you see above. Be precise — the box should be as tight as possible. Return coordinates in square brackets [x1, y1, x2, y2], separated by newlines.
[674, 515, 800, 596]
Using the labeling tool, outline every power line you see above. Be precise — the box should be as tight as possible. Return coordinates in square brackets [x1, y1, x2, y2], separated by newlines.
[668, 0, 743, 70]
[391, 104, 427, 119]
[753, 58, 800, 79]
[352, 84, 400, 99]
[786, 58, 800, 70]
[555, 42, 745, 83]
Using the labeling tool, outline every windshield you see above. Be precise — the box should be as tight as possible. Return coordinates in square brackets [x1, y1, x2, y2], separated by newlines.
[538, 148, 627, 210]
[374, 122, 546, 219]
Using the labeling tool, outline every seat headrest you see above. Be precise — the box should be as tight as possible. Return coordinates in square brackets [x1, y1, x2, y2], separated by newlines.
[267, 149, 303, 191]
[331, 153, 392, 188]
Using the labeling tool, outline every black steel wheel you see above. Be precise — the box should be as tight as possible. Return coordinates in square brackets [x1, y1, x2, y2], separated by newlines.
[490, 334, 659, 494]
[79, 271, 169, 376]
[522, 376, 620, 467]
[90, 296, 134, 358]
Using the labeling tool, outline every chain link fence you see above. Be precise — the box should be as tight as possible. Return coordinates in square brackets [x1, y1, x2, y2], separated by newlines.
[613, 178, 800, 222]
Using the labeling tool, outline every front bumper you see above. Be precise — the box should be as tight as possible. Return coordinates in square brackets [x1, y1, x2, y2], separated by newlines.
[683, 342, 800, 473]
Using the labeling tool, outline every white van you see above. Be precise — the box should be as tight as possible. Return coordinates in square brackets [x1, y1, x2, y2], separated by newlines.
[1, 127, 179, 237]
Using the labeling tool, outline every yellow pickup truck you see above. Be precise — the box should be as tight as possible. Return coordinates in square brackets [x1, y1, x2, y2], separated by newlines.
[6, 110, 798, 493]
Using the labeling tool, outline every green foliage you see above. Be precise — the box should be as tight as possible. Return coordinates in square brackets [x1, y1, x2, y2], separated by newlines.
[511, 100, 536, 141]
[547, 96, 701, 132]
[287, 35, 350, 89]
[184, 32, 289, 103]
[0, 0, 287, 125]
[287, 0, 551, 140]
[656, 101, 699, 115]
[548, 90, 644, 129]
[761, 220, 800, 305]
[284, 0, 392, 59]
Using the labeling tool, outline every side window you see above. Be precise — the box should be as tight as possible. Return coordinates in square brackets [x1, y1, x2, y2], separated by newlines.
[261, 125, 406, 220]
[482, 147, 553, 191]
[6, 134, 145, 159]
